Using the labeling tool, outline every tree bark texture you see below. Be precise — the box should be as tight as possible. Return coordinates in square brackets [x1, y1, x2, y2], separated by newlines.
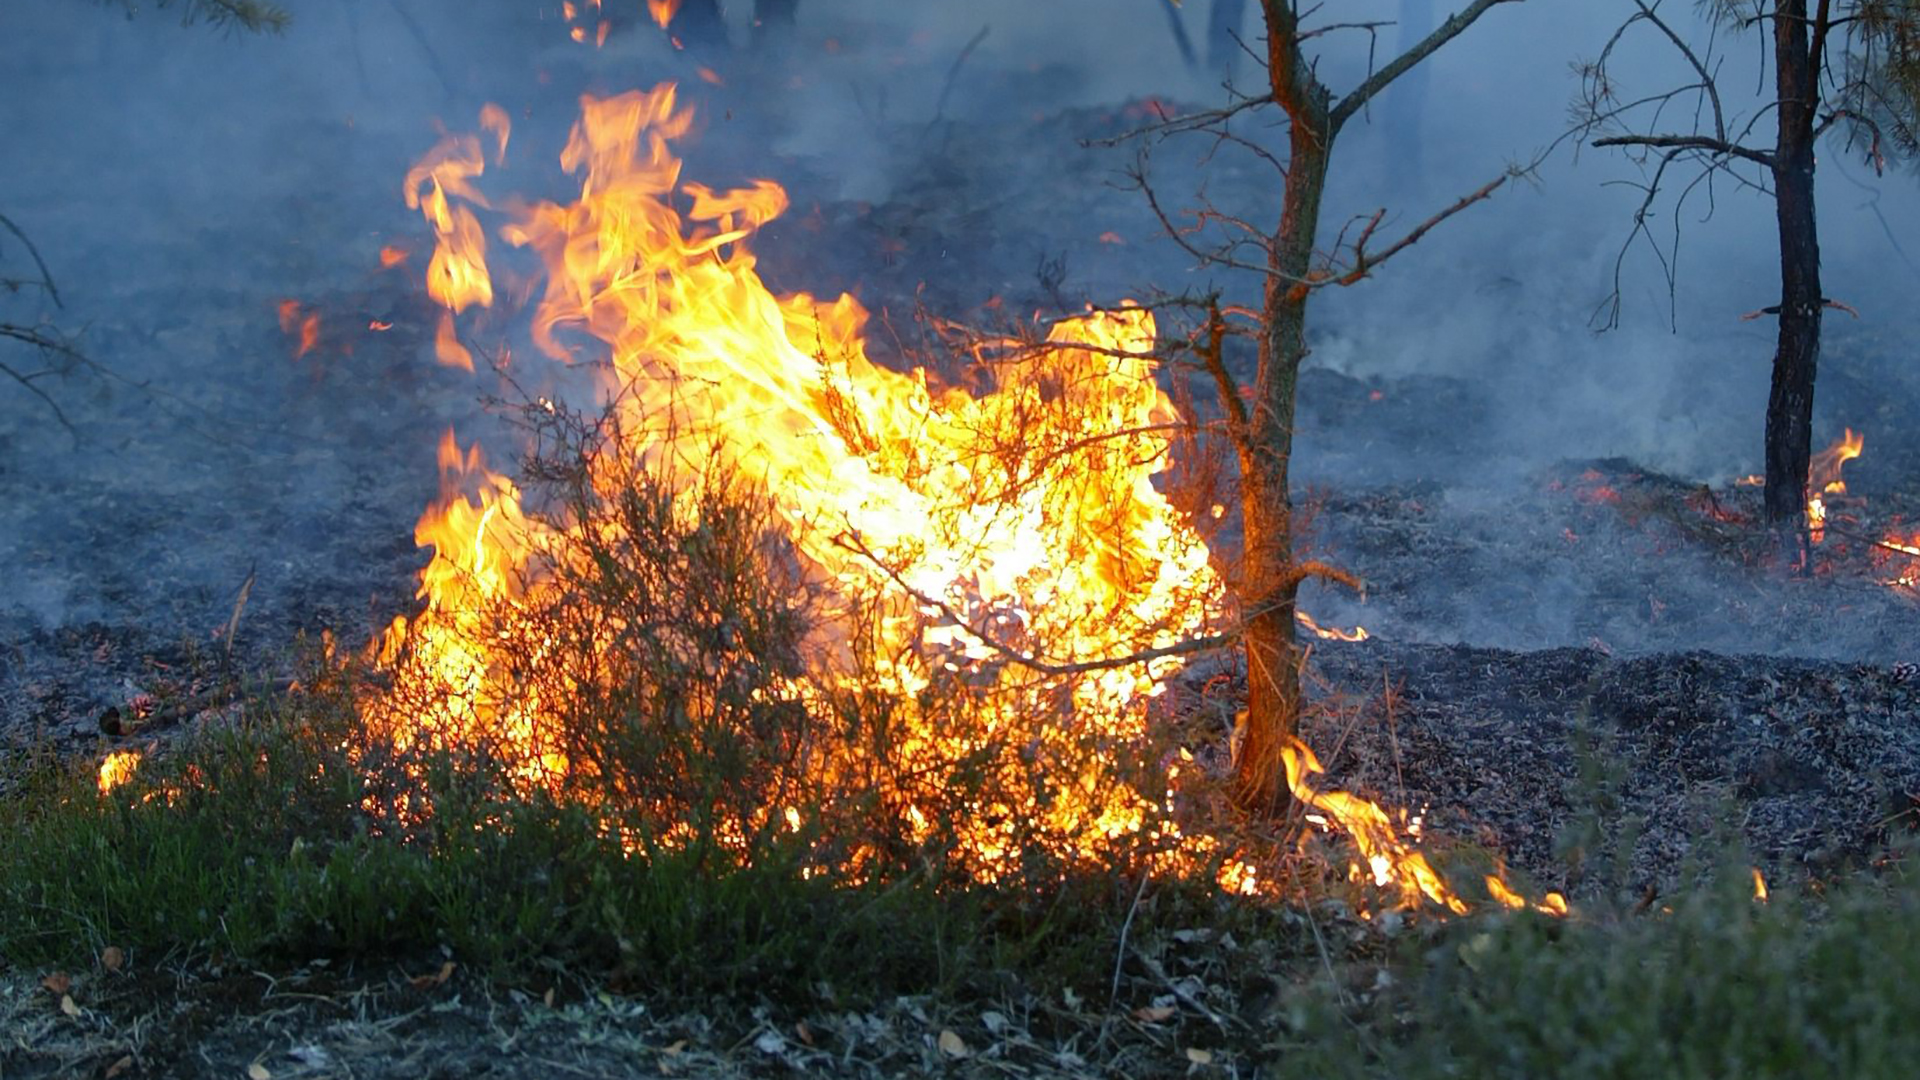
[1763, 0, 1825, 528]
[1234, 3, 1337, 815]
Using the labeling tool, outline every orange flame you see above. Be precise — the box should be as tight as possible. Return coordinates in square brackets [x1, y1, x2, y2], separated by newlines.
[1877, 529, 1920, 588]
[377, 85, 1224, 876]
[278, 300, 320, 359]
[1283, 740, 1469, 913]
[1806, 428, 1863, 537]
[479, 103, 512, 165]
[1751, 866, 1768, 902]
[375, 83, 1541, 911]
[379, 244, 412, 269]
[1810, 428, 1863, 496]
[647, 0, 679, 28]
[98, 750, 141, 794]
[1296, 610, 1368, 642]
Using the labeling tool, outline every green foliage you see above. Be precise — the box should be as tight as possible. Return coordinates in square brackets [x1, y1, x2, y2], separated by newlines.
[97, 0, 290, 34]
[1376, 859, 1920, 1079]
[0, 693, 985, 1001]
[1695, 0, 1920, 161]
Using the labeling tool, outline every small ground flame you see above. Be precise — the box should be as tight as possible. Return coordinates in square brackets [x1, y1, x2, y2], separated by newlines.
[98, 749, 141, 794]
[1806, 428, 1863, 539]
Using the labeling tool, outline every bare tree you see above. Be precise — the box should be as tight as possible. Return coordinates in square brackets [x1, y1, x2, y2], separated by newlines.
[1578, 0, 1920, 532]
[1122, 0, 1532, 815]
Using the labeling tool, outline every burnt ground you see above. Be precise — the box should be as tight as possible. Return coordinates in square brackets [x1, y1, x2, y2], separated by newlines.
[5, 8, 1920, 1074]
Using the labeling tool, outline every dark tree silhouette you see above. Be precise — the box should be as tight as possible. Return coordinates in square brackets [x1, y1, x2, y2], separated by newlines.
[1579, 0, 1920, 533]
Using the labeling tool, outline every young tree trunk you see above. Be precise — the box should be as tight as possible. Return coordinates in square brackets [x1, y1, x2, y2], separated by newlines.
[1234, 11, 1335, 815]
[1763, 0, 1824, 529]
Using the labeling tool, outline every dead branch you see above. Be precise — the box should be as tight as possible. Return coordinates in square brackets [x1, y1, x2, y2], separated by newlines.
[1328, 0, 1525, 131]
[1591, 133, 1775, 167]
[1737, 297, 1861, 319]
[927, 24, 991, 135]
[1280, 559, 1365, 597]
[835, 528, 1235, 678]
[0, 213, 62, 307]
[1324, 169, 1519, 289]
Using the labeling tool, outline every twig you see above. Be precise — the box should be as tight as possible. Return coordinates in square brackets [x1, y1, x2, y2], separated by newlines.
[834, 528, 1237, 677]
[927, 25, 990, 136]
[223, 562, 258, 669]
[1591, 132, 1774, 168]
[1737, 297, 1861, 320]
[1107, 872, 1150, 1011]
[383, 0, 455, 98]
[0, 212, 62, 307]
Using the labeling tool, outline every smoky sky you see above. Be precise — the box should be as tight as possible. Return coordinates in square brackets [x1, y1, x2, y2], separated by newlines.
[1, 0, 1916, 653]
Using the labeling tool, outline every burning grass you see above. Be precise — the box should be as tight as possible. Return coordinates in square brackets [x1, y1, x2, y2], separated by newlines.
[7, 705, 1920, 1078]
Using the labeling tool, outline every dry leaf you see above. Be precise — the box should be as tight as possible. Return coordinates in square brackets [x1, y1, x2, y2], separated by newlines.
[662, 1040, 686, 1055]
[59, 994, 81, 1018]
[794, 1020, 814, 1046]
[40, 972, 71, 996]
[1185, 1047, 1214, 1065]
[543, 987, 555, 1008]
[105, 1054, 134, 1078]
[1134, 1004, 1176, 1023]
[937, 1029, 969, 1058]
[101, 946, 125, 973]
[248, 1063, 272, 1080]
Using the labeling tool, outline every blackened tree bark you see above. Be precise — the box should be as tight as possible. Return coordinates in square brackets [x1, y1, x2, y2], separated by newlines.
[1764, 0, 1824, 527]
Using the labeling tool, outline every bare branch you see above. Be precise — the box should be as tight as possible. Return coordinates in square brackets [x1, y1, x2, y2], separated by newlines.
[1324, 169, 1521, 289]
[1329, 0, 1526, 132]
[835, 528, 1235, 678]
[1592, 132, 1776, 166]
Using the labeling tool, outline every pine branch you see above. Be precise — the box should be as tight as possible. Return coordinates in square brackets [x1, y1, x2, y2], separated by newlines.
[100, 0, 291, 34]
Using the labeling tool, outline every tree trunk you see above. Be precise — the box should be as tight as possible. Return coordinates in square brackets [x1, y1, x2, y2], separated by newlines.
[1234, 47, 1334, 815]
[1763, 0, 1824, 530]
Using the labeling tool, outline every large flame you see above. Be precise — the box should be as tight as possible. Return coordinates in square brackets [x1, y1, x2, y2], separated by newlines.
[374, 85, 1221, 874]
[368, 85, 1540, 914]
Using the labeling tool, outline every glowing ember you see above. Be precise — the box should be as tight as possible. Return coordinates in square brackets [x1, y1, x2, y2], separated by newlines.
[1877, 529, 1920, 589]
[98, 749, 141, 794]
[278, 299, 320, 359]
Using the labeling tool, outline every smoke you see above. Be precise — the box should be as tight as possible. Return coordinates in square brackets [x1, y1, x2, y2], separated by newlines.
[1, 0, 1915, 671]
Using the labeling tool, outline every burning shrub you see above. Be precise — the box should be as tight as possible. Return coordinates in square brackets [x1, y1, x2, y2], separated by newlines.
[358, 395, 1216, 889]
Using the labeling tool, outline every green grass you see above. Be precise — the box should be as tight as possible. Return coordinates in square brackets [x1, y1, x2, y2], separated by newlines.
[6, 693, 1920, 1078]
